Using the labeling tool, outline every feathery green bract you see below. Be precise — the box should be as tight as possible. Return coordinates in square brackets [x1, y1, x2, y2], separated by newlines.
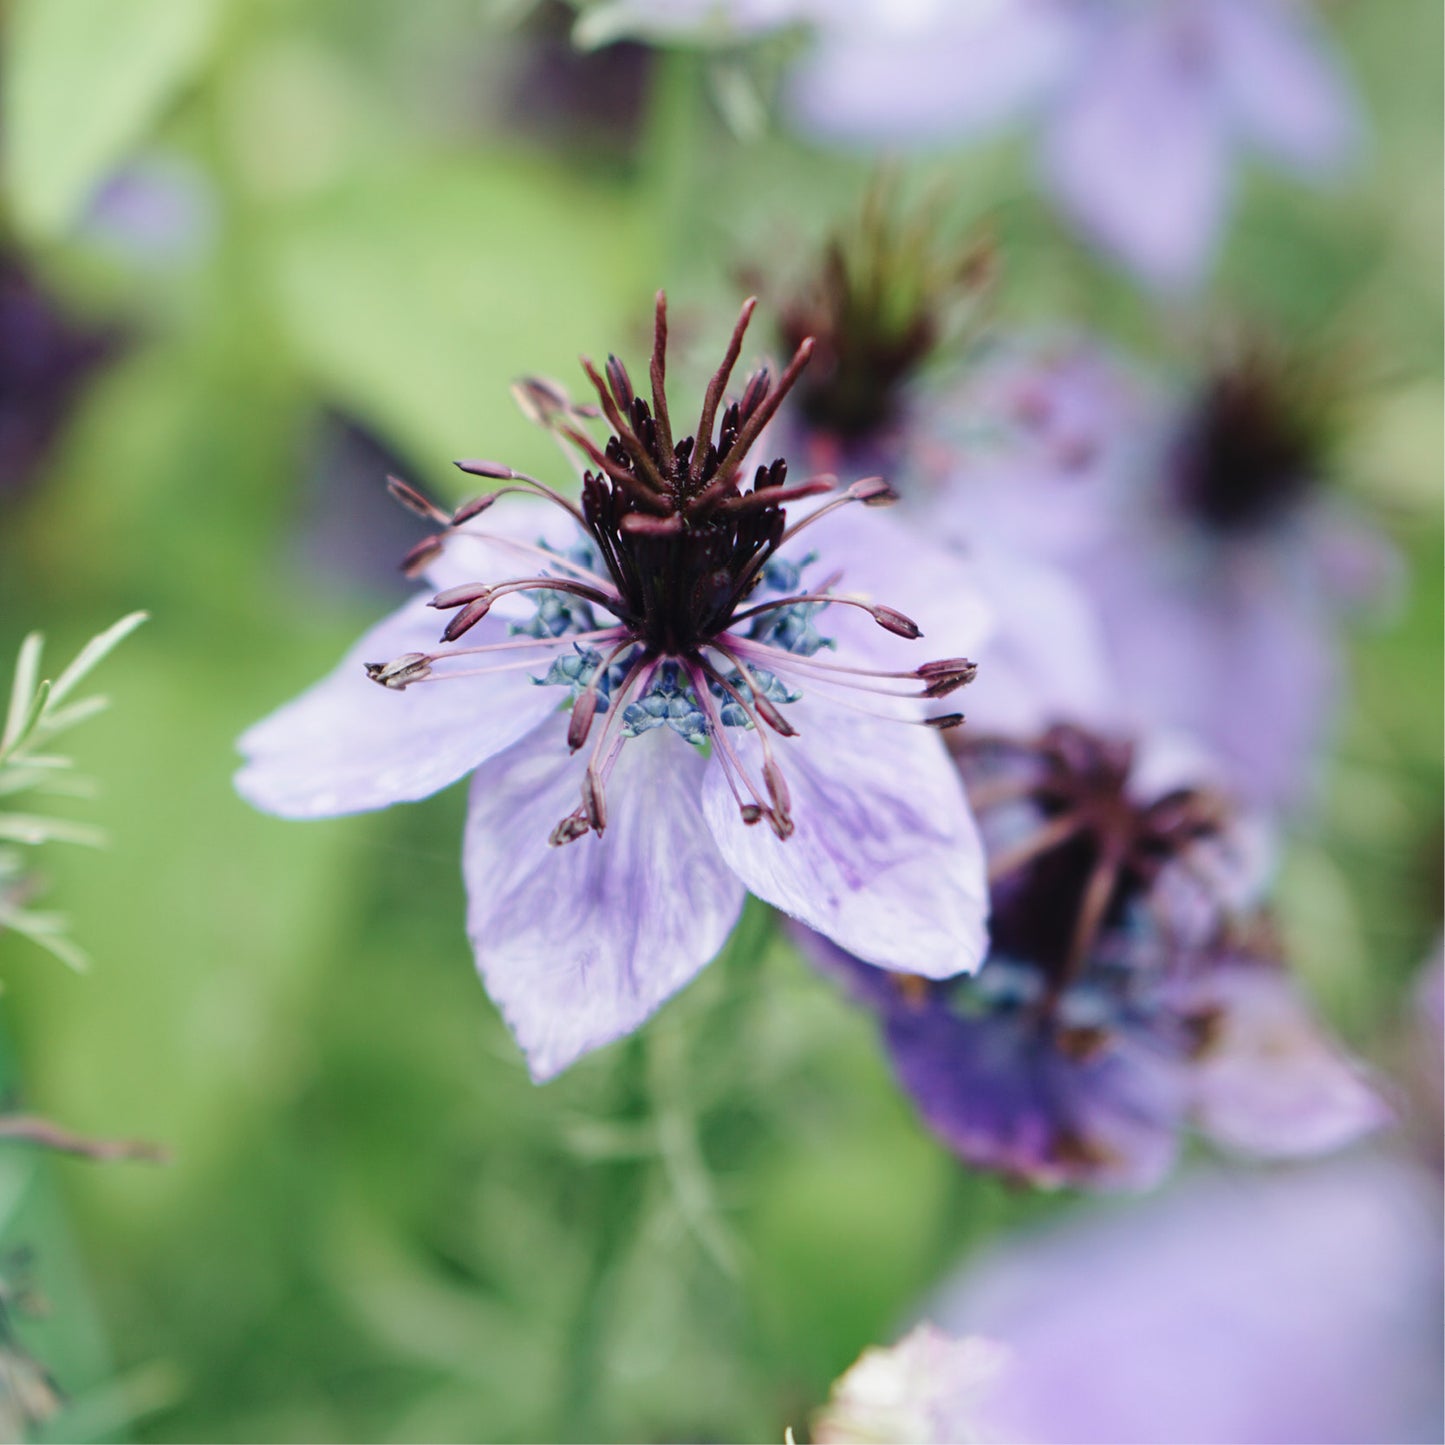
[0, 613, 146, 973]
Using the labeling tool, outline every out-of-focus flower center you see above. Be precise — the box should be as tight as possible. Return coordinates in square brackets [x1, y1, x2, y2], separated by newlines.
[1173, 362, 1324, 536]
[955, 725, 1229, 1001]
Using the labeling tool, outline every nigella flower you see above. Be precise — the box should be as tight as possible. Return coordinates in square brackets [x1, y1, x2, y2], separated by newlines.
[237, 296, 991, 1080]
[920, 332, 1395, 807]
[579, 0, 1360, 290]
[802, 723, 1385, 1190]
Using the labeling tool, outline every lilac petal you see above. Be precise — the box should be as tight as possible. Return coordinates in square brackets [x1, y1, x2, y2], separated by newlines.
[235, 596, 562, 818]
[790, 499, 995, 669]
[464, 716, 746, 1081]
[1189, 967, 1391, 1157]
[1207, 0, 1361, 174]
[958, 548, 1118, 739]
[1042, 9, 1231, 289]
[1083, 539, 1337, 808]
[944, 1159, 1444, 1445]
[919, 335, 1165, 565]
[702, 696, 988, 979]
[426, 495, 589, 597]
[788, 0, 1080, 145]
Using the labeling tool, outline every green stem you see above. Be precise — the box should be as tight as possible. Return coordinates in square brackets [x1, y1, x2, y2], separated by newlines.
[556, 1036, 649, 1443]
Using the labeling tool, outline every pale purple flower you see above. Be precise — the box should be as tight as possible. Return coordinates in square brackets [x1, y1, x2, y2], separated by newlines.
[582, 0, 1360, 289]
[920, 333, 1394, 808]
[936, 1155, 1443, 1443]
[237, 296, 992, 1080]
[802, 723, 1385, 1190]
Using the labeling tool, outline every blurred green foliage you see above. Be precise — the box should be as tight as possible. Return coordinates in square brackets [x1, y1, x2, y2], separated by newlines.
[0, 0, 1438, 1440]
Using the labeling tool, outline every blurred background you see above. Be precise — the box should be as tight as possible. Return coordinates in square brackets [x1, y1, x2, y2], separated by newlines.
[0, 1, 1438, 1440]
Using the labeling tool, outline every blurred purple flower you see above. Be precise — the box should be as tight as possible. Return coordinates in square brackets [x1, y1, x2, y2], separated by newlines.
[937, 1152, 1443, 1443]
[920, 333, 1394, 808]
[82, 157, 214, 267]
[237, 296, 992, 1080]
[581, 0, 1360, 287]
[0, 259, 119, 500]
[803, 723, 1385, 1189]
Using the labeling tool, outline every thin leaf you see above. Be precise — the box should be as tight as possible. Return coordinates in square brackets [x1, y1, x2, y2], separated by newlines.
[0, 815, 107, 848]
[0, 909, 90, 972]
[0, 635, 42, 756]
[30, 694, 110, 739]
[47, 611, 148, 710]
[0, 679, 51, 764]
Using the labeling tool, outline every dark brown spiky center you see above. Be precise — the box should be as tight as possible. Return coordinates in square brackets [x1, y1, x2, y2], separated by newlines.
[530, 294, 842, 660]
[1175, 366, 1321, 535]
[769, 186, 994, 443]
[959, 725, 1228, 995]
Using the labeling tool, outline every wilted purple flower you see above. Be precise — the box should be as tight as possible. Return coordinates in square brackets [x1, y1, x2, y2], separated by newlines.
[0, 259, 119, 500]
[921, 333, 1394, 807]
[582, 0, 1360, 289]
[237, 295, 992, 1080]
[803, 723, 1385, 1189]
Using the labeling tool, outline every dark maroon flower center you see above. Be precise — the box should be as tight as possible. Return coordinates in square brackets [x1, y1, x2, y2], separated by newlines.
[958, 725, 1228, 993]
[1174, 364, 1322, 536]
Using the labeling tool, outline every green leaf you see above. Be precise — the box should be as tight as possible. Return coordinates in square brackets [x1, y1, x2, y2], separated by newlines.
[0, 815, 107, 849]
[46, 611, 147, 709]
[0, 907, 91, 972]
[2, 0, 225, 238]
[0, 679, 48, 764]
[0, 635, 42, 757]
[265, 156, 650, 481]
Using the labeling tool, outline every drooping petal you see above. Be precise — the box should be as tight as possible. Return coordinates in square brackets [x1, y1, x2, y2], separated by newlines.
[235, 595, 563, 818]
[1188, 966, 1391, 1157]
[464, 716, 746, 1081]
[885, 1002, 1184, 1191]
[1207, 0, 1361, 174]
[702, 696, 988, 979]
[1042, 8, 1231, 289]
[799, 931, 1184, 1191]
[788, 0, 1081, 145]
